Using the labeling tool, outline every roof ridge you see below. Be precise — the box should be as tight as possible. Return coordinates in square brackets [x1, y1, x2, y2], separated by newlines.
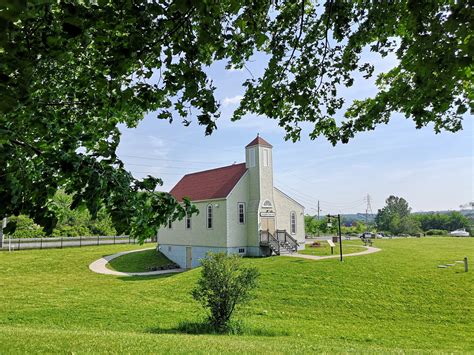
[183, 162, 245, 177]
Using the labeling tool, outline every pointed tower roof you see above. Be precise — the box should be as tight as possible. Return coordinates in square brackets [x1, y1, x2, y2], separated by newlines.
[245, 135, 273, 148]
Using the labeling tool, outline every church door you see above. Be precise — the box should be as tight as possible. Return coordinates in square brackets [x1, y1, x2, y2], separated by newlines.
[261, 217, 276, 236]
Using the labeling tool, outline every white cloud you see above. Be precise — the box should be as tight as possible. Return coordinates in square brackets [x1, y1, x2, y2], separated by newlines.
[222, 95, 244, 106]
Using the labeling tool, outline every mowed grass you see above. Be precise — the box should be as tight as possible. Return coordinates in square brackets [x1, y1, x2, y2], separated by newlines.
[107, 248, 174, 272]
[0, 238, 473, 353]
[299, 240, 366, 256]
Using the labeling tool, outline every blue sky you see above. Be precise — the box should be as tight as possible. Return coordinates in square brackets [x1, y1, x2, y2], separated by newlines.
[117, 50, 473, 215]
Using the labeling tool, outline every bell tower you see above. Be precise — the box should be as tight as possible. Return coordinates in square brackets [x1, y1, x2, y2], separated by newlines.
[245, 135, 276, 248]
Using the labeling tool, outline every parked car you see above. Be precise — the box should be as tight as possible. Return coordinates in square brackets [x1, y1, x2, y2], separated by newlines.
[449, 229, 470, 237]
[359, 232, 375, 239]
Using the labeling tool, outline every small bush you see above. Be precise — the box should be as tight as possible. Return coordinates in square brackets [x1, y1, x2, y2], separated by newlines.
[191, 252, 259, 333]
[426, 229, 448, 236]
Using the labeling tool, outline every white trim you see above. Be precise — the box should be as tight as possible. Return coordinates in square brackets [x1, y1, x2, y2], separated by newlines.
[179, 197, 227, 204]
[274, 187, 305, 208]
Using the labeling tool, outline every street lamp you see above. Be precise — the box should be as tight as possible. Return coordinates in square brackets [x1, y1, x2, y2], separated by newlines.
[327, 214, 343, 261]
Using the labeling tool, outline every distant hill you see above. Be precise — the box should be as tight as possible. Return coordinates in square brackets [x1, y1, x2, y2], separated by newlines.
[310, 209, 474, 225]
[340, 213, 376, 224]
[413, 210, 474, 217]
[310, 213, 376, 224]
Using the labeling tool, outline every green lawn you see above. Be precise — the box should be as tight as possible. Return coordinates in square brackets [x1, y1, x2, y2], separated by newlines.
[299, 240, 367, 256]
[0, 238, 473, 353]
[107, 248, 174, 272]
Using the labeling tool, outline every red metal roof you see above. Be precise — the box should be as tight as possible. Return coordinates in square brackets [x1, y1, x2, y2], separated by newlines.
[170, 163, 247, 202]
[246, 136, 273, 148]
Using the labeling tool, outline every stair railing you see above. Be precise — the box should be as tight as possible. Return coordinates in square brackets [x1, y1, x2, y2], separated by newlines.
[260, 229, 280, 255]
[276, 229, 299, 252]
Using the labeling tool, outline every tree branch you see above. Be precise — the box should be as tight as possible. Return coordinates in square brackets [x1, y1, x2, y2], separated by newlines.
[281, 0, 306, 77]
[315, 0, 333, 92]
[9, 139, 42, 155]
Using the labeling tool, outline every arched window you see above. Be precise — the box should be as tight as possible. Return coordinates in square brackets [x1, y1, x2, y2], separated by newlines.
[290, 211, 296, 234]
[207, 204, 213, 229]
[262, 200, 273, 208]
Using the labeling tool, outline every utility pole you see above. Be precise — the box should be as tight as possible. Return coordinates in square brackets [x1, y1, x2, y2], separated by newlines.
[317, 200, 320, 237]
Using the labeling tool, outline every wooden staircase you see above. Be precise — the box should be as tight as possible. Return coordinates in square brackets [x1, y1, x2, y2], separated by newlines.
[260, 229, 298, 256]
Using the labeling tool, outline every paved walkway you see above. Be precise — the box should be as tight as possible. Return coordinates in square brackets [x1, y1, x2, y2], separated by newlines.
[89, 247, 184, 277]
[90, 244, 381, 276]
[287, 245, 381, 261]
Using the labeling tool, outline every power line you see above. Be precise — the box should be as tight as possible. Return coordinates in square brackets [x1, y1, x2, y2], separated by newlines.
[120, 154, 232, 165]
[126, 162, 197, 170]
[274, 179, 366, 211]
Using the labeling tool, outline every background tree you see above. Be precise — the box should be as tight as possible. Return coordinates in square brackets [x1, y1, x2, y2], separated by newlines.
[375, 196, 421, 235]
[1, 1, 471, 241]
[413, 212, 471, 234]
[6, 190, 118, 238]
[191, 252, 259, 333]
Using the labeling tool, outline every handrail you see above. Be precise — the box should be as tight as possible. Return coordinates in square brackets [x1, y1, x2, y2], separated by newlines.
[276, 229, 298, 252]
[259, 230, 280, 255]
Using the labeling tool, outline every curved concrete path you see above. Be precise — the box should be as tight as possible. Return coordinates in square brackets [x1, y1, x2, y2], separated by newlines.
[89, 247, 184, 277]
[287, 245, 381, 261]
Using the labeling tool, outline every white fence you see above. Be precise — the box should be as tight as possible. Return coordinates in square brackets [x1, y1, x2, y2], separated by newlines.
[0, 235, 154, 251]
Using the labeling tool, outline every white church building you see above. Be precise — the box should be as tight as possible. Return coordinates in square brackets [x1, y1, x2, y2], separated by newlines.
[157, 136, 305, 268]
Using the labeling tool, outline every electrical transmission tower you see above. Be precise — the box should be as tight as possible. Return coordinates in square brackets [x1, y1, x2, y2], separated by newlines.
[364, 194, 373, 230]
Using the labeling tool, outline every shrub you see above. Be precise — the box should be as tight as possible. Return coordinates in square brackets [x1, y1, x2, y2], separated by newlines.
[5, 215, 45, 238]
[191, 252, 259, 333]
[426, 229, 448, 236]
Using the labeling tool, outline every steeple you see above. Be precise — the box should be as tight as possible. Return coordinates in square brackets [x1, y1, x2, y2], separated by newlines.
[245, 134, 275, 206]
[245, 135, 273, 149]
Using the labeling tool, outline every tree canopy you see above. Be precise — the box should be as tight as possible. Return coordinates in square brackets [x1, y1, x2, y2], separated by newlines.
[1, 1, 472, 241]
[375, 195, 419, 235]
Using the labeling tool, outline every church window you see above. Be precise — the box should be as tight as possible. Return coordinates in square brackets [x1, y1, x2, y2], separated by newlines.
[185, 213, 191, 229]
[207, 204, 213, 229]
[249, 148, 256, 167]
[290, 211, 297, 234]
[262, 200, 272, 208]
[238, 203, 245, 224]
[263, 149, 269, 166]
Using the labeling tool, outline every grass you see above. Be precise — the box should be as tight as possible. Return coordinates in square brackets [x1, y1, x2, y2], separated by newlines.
[0, 238, 473, 353]
[107, 248, 174, 272]
[299, 240, 367, 256]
